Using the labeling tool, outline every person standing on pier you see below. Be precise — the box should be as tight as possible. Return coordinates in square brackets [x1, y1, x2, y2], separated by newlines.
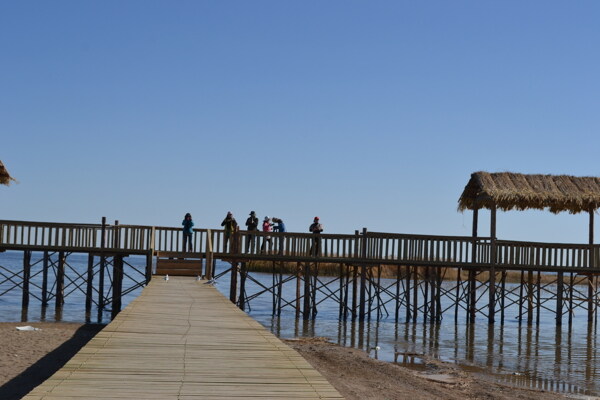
[309, 216, 323, 256]
[260, 216, 273, 254]
[221, 211, 238, 252]
[272, 217, 286, 255]
[182, 213, 194, 252]
[245, 211, 259, 253]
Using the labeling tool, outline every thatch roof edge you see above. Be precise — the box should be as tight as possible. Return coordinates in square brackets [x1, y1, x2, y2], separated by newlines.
[0, 160, 16, 186]
[458, 171, 600, 215]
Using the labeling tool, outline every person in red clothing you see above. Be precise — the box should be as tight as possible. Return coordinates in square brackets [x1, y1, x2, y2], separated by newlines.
[260, 216, 273, 254]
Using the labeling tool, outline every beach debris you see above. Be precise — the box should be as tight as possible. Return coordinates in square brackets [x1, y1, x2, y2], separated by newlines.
[16, 325, 40, 331]
[164, 274, 169, 281]
[420, 373, 459, 385]
[196, 275, 201, 281]
[375, 346, 381, 350]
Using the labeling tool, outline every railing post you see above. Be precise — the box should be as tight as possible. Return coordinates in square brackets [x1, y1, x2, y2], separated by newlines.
[205, 229, 213, 280]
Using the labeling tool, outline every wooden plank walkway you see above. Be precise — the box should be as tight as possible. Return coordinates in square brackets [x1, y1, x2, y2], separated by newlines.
[24, 277, 344, 399]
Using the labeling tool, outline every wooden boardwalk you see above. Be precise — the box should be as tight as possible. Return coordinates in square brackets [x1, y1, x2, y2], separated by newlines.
[24, 277, 343, 399]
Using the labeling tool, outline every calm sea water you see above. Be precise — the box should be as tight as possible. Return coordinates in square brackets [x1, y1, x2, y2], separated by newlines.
[0, 250, 598, 396]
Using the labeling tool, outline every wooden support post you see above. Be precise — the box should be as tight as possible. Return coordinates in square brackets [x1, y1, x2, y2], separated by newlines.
[271, 261, 277, 316]
[303, 263, 311, 320]
[500, 271, 506, 324]
[41, 250, 49, 306]
[536, 271, 541, 325]
[111, 255, 124, 319]
[277, 262, 283, 317]
[359, 265, 367, 322]
[339, 263, 345, 320]
[98, 217, 107, 309]
[468, 270, 476, 323]
[145, 251, 153, 284]
[22, 250, 31, 309]
[454, 267, 461, 323]
[423, 267, 430, 323]
[412, 266, 418, 323]
[205, 229, 214, 280]
[239, 262, 247, 311]
[351, 265, 358, 321]
[86, 253, 94, 313]
[343, 264, 350, 320]
[518, 270, 524, 324]
[56, 251, 65, 308]
[295, 263, 301, 317]
[568, 272, 574, 326]
[394, 265, 400, 323]
[527, 271, 534, 324]
[556, 272, 564, 326]
[489, 205, 497, 324]
[229, 262, 238, 304]
[311, 263, 318, 320]
[405, 265, 411, 322]
[359, 228, 367, 322]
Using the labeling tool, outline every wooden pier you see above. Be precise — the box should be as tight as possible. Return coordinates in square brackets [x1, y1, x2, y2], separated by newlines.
[23, 276, 343, 400]
[1, 216, 599, 327]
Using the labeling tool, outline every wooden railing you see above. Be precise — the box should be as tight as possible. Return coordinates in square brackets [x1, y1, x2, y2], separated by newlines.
[1, 219, 599, 271]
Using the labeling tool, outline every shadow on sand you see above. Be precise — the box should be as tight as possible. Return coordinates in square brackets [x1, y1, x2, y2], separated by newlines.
[0, 324, 104, 400]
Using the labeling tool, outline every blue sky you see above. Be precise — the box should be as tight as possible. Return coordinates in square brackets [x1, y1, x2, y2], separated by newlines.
[1, 1, 599, 243]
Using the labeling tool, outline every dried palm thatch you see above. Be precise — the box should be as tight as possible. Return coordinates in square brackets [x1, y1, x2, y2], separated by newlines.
[0, 160, 16, 186]
[458, 171, 600, 214]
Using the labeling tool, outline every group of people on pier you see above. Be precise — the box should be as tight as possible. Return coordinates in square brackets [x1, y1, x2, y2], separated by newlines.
[181, 212, 323, 254]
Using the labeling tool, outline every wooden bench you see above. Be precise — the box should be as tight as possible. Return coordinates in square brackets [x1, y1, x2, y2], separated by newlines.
[155, 252, 204, 276]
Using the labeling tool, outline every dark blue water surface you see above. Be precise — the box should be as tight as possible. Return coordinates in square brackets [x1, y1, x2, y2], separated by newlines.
[0, 251, 598, 396]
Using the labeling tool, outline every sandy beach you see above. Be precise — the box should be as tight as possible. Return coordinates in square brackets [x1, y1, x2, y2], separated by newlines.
[0, 322, 577, 400]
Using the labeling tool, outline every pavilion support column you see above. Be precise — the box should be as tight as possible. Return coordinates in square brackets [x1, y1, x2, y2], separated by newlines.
[469, 207, 479, 323]
[588, 210, 596, 323]
[488, 205, 497, 324]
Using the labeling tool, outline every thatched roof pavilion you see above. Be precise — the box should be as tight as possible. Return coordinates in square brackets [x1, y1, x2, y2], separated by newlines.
[458, 171, 600, 214]
[458, 171, 600, 244]
[0, 160, 15, 186]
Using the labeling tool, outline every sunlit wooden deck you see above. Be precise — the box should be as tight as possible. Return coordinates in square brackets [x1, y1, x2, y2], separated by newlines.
[24, 277, 343, 400]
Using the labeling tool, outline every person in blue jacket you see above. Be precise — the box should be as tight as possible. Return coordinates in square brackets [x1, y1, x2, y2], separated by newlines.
[182, 213, 194, 252]
[272, 218, 286, 255]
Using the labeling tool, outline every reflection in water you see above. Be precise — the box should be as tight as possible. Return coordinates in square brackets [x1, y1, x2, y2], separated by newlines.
[224, 270, 600, 397]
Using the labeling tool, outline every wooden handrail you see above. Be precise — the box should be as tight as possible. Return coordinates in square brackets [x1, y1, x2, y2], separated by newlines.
[1, 219, 599, 270]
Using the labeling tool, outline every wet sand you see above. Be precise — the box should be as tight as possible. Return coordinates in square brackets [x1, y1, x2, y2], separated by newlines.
[0, 322, 577, 400]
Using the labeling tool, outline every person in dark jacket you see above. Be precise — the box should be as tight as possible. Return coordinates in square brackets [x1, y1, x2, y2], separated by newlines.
[221, 211, 238, 252]
[245, 211, 259, 253]
[182, 213, 194, 252]
[309, 216, 323, 256]
[272, 217, 286, 255]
